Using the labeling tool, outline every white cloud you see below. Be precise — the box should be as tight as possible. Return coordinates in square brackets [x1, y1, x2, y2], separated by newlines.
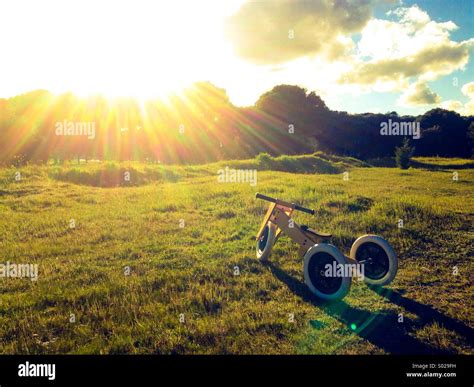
[461, 82, 474, 98]
[225, 0, 375, 64]
[398, 81, 441, 106]
[391, 5, 431, 26]
[439, 82, 474, 116]
[440, 100, 464, 111]
[341, 5, 474, 91]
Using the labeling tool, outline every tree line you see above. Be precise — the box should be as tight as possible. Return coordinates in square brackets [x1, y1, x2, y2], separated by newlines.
[0, 83, 472, 166]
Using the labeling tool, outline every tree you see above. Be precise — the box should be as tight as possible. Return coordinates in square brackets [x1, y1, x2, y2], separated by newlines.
[395, 138, 415, 169]
[416, 108, 471, 157]
[468, 121, 474, 157]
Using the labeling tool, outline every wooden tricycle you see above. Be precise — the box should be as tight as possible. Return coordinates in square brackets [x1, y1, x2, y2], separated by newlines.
[255, 193, 398, 301]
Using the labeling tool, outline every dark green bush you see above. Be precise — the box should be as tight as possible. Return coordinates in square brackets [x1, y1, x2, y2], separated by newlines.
[395, 138, 415, 169]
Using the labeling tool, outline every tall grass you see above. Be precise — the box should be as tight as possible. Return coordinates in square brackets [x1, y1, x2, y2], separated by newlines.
[46, 153, 366, 187]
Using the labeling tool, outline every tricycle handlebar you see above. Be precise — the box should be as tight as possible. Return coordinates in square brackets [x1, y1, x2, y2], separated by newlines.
[255, 192, 315, 215]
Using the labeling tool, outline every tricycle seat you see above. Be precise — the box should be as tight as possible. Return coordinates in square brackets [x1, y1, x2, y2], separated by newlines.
[301, 225, 332, 238]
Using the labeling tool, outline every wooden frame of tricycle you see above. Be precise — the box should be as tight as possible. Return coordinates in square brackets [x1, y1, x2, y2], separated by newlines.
[256, 195, 333, 257]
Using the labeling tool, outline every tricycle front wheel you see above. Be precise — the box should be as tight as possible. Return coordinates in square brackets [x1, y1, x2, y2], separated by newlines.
[256, 222, 277, 262]
[350, 235, 398, 286]
[303, 244, 352, 301]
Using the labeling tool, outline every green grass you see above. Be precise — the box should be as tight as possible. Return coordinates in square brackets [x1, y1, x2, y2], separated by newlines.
[43, 152, 367, 188]
[0, 155, 472, 354]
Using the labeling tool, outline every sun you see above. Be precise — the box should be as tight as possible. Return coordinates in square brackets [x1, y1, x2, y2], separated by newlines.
[0, 0, 247, 102]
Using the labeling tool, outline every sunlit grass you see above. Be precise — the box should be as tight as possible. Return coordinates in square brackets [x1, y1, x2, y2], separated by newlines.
[0, 155, 472, 354]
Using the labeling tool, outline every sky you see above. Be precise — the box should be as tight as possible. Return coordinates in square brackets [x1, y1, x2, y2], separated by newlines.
[0, 0, 473, 115]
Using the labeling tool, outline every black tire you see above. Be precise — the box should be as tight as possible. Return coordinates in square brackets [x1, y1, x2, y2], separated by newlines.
[256, 222, 276, 262]
[303, 244, 351, 301]
[350, 235, 398, 286]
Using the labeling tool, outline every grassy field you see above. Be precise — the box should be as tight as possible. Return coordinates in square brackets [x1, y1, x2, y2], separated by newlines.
[0, 154, 473, 354]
